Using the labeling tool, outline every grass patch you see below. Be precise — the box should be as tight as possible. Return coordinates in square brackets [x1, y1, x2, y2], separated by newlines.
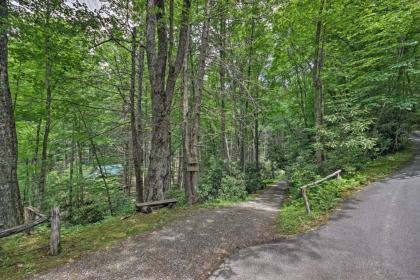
[0, 208, 185, 280]
[278, 143, 417, 236]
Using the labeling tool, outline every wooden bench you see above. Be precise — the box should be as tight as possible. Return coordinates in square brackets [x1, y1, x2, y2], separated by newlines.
[135, 199, 177, 213]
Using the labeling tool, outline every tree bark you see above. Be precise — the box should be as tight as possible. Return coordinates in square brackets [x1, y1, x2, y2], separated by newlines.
[185, 0, 211, 204]
[219, 5, 228, 160]
[130, 27, 144, 203]
[49, 207, 60, 255]
[145, 0, 191, 201]
[0, 0, 23, 229]
[38, 2, 52, 207]
[136, 32, 145, 201]
[181, 43, 191, 202]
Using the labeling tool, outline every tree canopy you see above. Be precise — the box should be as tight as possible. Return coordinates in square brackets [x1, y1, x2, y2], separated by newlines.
[0, 0, 418, 227]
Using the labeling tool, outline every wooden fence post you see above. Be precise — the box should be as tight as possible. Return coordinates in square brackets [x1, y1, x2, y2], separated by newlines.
[24, 208, 34, 235]
[49, 207, 60, 255]
[301, 188, 311, 215]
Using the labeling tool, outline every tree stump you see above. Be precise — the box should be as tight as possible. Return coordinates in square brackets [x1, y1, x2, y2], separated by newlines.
[49, 208, 60, 255]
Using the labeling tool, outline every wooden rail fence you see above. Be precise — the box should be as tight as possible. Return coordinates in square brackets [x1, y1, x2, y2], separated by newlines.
[300, 170, 342, 215]
[0, 207, 61, 255]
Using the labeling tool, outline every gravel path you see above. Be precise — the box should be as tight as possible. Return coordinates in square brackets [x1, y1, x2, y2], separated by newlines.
[32, 182, 287, 280]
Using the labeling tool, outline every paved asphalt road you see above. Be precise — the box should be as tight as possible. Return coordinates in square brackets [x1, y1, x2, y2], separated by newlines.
[211, 136, 420, 280]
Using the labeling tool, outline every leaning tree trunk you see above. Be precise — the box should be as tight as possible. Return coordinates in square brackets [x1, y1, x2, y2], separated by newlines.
[0, 0, 23, 228]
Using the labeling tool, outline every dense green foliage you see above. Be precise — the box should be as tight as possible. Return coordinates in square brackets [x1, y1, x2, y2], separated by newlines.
[4, 0, 419, 223]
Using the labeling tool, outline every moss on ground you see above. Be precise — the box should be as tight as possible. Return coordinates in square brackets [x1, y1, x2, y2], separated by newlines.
[277, 143, 417, 236]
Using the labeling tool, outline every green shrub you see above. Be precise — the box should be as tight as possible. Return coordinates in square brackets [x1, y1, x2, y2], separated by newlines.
[218, 174, 247, 201]
[166, 189, 187, 206]
[198, 158, 249, 202]
[69, 201, 104, 225]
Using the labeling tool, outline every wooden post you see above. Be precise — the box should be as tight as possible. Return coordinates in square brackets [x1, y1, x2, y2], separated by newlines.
[24, 207, 34, 234]
[49, 207, 60, 255]
[301, 188, 311, 215]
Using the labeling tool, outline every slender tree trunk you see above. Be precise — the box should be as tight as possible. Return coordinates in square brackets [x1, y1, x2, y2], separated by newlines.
[136, 30, 146, 202]
[38, 4, 52, 207]
[219, 7, 228, 160]
[247, 18, 259, 172]
[0, 0, 23, 228]
[312, 0, 325, 168]
[181, 47, 191, 202]
[185, 0, 211, 204]
[68, 128, 75, 217]
[79, 110, 114, 215]
[130, 27, 144, 202]
[76, 140, 84, 205]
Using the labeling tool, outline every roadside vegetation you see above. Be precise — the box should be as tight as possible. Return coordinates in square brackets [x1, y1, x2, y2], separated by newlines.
[278, 142, 417, 235]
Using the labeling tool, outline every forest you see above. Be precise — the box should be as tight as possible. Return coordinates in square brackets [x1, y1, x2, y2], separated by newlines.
[0, 0, 419, 233]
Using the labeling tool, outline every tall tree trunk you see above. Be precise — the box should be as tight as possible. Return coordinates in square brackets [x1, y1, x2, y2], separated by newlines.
[136, 31, 145, 201]
[312, 0, 325, 168]
[130, 27, 144, 202]
[181, 45, 191, 202]
[219, 5, 228, 160]
[38, 3, 52, 207]
[68, 127, 75, 217]
[145, 0, 190, 201]
[247, 18, 259, 172]
[0, 0, 23, 228]
[185, 0, 211, 204]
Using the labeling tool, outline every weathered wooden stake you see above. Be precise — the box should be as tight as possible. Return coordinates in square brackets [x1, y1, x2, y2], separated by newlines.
[24, 207, 34, 234]
[49, 207, 60, 255]
[301, 188, 311, 215]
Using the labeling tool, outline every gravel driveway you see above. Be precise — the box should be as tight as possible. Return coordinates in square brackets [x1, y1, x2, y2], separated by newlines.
[32, 182, 286, 280]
